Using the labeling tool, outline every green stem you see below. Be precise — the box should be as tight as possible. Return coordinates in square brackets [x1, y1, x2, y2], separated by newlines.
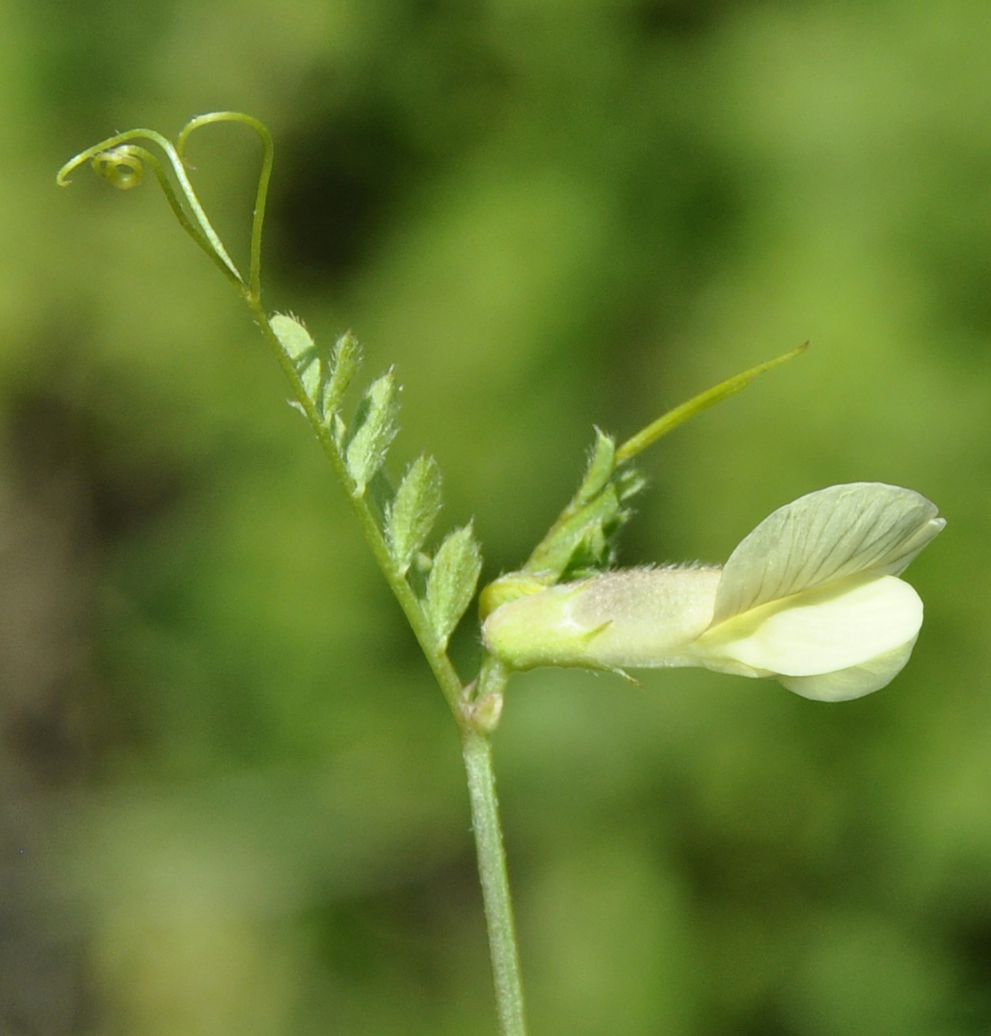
[250, 285, 527, 1031]
[249, 288, 528, 1029]
[241, 164, 529, 1036]
[61, 117, 527, 1032]
[462, 727, 528, 1036]
[242, 297, 468, 718]
[245, 295, 527, 1030]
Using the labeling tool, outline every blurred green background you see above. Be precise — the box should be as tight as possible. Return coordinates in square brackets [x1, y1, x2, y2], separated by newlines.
[2, 0, 988, 1033]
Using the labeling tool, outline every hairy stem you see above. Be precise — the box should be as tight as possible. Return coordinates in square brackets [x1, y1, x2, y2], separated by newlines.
[244, 296, 467, 719]
[247, 295, 527, 1029]
[249, 294, 528, 1029]
[251, 287, 527, 1028]
[462, 728, 528, 1036]
[61, 116, 527, 1033]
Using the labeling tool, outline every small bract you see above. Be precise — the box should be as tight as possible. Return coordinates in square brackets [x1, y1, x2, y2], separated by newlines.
[482, 483, 944, 701]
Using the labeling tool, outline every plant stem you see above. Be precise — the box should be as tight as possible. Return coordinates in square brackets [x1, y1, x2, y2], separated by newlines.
[62, 117, 529, 1035]
[244, 297, 469, 717]
[248, 291, 528, 1029]
[242, 291, 528, 1033]
[249, 290, 528, 1027]
[461, 728, 527, 1036]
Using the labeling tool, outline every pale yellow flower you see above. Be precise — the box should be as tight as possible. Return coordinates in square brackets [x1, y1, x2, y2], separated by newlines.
[482, 483, 944, 701]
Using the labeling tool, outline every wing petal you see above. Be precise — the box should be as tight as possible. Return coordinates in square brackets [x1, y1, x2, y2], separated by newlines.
[699, 574, 923, 677]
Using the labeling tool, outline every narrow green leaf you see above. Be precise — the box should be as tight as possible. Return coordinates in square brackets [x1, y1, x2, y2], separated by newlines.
[425, 523, 483, 648]
[614, 466, 646, 503]
[527, 486, 620, 578]
[324, 332, 361, 415]
[615, 343, 808, 465]
[386, 454, 443, 575]
[345, 370, 400, 495]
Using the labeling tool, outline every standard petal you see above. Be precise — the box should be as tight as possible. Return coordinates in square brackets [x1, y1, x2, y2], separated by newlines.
[778, 640, 917, 702]
[712, 483, 943, 624]
[696, 574, 923, 677]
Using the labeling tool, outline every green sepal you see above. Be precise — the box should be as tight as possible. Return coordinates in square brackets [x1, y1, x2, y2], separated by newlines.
[345, 370, 400, 495]
[386, 454, 443, 576]
[575, 428, 616, 505]
[478, 572, 554, 621]
[600, 663, 638, 685]
[425, 523, 483, 648]
[521, 430, 644, 581]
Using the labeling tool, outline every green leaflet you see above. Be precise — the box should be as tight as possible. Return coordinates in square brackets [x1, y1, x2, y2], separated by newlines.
[615, 343, 808, 464]
[270, 312, 313, 359]
[324, 332, 360, 416]
[425, 524, 483, 648]
[504, 347, 807, 587]
[271, 313, 322, 404]
[345, 370, 400, 495]
[386, 454, 443, 576]
[331, 412, 347, 452]
[270, 316, 361, 420]
[480, 433, 639, 622]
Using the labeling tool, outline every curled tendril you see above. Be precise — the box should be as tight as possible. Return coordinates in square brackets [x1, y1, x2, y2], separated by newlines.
[57, 113, 275, 301]
[91, 145, 145, 190]
[175, 112, 274, 301]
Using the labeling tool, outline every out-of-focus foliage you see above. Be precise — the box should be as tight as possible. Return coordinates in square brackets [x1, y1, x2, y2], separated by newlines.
[2, 0, 989, 1032]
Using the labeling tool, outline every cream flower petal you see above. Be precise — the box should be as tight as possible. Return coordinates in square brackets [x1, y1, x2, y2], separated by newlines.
[778, 640, 918, 702]
[713, 483, 944, 624]
[697, 574, 923, 677]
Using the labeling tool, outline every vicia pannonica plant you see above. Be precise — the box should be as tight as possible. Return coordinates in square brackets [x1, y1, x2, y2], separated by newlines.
[59, 113, 944, 1036]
